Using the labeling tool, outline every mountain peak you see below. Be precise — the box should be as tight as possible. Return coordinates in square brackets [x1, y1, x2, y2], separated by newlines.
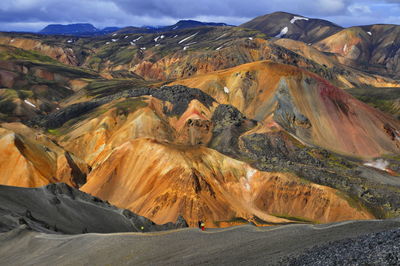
[241, 12, 342, 43]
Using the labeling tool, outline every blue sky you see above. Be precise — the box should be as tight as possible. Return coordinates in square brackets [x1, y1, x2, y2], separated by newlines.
[1, 0, 400, 31]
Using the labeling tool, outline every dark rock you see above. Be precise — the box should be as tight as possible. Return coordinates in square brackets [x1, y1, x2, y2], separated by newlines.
[210, 104, 256, 156]
[29, 85, 216, 128]
[281, 228, 400, 265]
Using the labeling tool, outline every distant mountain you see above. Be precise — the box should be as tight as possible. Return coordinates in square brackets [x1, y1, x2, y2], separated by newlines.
[38, 20, 228, 36]
[101, 27, 121, 34]
[314, 24, 400, 79]
[115, 20, 229, 34]
[163, 20, 228, 31]
[241, 11, 343, 43]
[39, 23, 122, 36]
[39, 23, 99, 35]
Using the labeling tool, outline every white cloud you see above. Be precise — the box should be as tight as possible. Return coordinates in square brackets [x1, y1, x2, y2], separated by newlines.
[314, 0, 348, 14]
[348, 4, 372, 14]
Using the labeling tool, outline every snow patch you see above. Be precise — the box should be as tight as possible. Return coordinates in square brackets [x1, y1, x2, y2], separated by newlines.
[130, 41, 136, 46]
[216, 45, 223, 51]
[154, 35, 165, 42]
[343, 44, 348, 53]
[248, 37, 253, 40]
[173, 35, 178, 38]
[223, 86, 230, 94]
[155, 44, 160, 47]
[178, 32, 199, 44]
[67, 39, 73, 43]
[364, 159, 389, 171]
[246, 168, 257, 181]
[105, 42, 110, 45]
[132, 36, 142, 42]
[140, 47, 146, 50]
[290, 16, 309, 24]
[111, 39, 118, 42]
[275, 27, 288, 38]
[124, 35, 128, 39]
[10, 39, 14, 43]
[215, 33, 227, 40]
[367, 31, 372, 36]
[24, 100, 37, 108]
[112, 33, 117, 36]
[173, 26, 178, 30]
[183, 46, 188, 51]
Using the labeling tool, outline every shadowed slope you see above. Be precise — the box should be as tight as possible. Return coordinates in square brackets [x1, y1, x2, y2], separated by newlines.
[0, 183, 187, 234]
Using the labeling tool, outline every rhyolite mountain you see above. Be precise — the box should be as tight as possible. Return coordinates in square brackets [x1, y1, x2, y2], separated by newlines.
[241, 11, 343, 43]
[0, 11, 399, 231]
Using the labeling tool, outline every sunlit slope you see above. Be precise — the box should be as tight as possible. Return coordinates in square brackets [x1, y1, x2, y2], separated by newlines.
[0, 123, 88, 187]
[171, 61, 400, 157]
[81, 138, 372, 226]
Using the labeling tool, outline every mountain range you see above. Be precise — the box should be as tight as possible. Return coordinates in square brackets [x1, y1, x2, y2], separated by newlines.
[38, 20, 228, 36]
[0, 10, 400, 265]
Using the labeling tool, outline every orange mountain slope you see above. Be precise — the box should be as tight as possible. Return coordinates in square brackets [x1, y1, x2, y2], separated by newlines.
[81, 138, 372, 227]
[0, 122, 88, 187]
[171, 61, 400, 158]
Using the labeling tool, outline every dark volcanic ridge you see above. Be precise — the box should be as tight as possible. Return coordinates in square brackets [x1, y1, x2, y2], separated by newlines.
[0, 183, 188, 234]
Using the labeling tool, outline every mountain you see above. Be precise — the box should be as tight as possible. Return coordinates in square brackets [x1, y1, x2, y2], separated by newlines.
[315, 24, 400, 79]
[241, 11, 343, 43]
[114, 20, 229, 35]
[161, 20, 228, 31]
[38, 20, 228, 36]
[39, 24, 122, 36]
[170, 61, 400, 158]
[39, 23, 99, 35]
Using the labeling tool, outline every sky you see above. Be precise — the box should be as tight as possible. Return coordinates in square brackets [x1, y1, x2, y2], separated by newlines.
[1, 0, 400, 32]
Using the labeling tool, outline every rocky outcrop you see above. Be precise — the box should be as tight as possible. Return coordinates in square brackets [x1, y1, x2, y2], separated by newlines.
[282, 227, 400, 265]
[210, 104, 256, 155]
[32, 85, 216, 129]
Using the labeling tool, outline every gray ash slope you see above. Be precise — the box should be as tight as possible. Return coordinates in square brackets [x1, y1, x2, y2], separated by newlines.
[0, 219, 399, 266]
[0, 183, 187, 234]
